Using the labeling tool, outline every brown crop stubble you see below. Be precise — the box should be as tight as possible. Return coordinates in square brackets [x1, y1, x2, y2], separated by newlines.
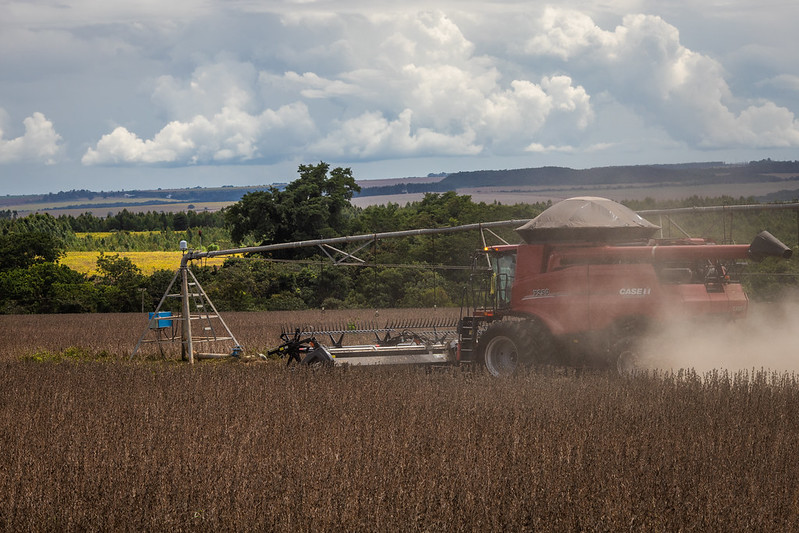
[3, 311, 799, 530]
[2, 359, 799, 530]
[0, 308, 462, 362]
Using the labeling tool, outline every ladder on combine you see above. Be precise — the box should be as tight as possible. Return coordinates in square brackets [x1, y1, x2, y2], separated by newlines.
[131, 265, 240, 362]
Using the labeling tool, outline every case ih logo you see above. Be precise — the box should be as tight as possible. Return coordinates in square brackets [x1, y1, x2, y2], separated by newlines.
[619, 287, 652, 296]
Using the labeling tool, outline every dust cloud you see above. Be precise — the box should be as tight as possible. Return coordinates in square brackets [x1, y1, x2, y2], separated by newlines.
[636, 301, 799, 374]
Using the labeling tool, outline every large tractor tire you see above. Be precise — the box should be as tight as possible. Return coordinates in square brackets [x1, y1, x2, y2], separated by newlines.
[615, 336, 643, 375]
[478, 320, 551, 377]
[612, 319, 647, 375]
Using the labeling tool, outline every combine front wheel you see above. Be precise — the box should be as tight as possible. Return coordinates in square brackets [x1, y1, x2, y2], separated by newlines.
[479, 320, 548, 377]
[615, 337, 642, 375]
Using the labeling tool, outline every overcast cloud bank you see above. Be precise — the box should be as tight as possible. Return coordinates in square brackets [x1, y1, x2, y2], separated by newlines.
[1, 1, 798, 194]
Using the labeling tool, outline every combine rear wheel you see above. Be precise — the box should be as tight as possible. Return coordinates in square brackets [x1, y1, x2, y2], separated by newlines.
[479, 320, 551, 377]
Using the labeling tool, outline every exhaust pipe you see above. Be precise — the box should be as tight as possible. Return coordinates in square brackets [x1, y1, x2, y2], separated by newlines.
[749, 231, 793, 261]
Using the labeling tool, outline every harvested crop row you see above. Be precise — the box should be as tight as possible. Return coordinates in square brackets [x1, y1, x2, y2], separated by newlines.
[1, 362, 799, 530]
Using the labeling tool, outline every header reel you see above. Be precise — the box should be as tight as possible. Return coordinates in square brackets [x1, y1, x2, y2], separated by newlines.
[274, 318, 458, 367]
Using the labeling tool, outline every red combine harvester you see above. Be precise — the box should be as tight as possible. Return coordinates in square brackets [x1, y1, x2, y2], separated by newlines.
[140, 196, 791, 372]
[266, 197, 792, 374]
[457, 197, 792, 375]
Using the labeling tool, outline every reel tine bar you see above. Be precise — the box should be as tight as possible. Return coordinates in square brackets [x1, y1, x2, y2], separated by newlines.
[280, 316, 459, 347]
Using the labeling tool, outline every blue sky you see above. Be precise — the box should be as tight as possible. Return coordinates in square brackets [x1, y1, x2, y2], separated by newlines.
[1, 0, 798, 195]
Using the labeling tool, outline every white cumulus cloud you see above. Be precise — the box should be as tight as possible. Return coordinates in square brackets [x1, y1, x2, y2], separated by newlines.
[0, 111, 63, 164]
[283, 71, 361, 99]
[278, 11, 594, 159]
[83, 10, 597, 167]
[311, 109, 482, 158]
[758, 74, 799, 93]
[82, 58, 316, 168]
[76, 5, 799, 172]
[526, 8, 799, 149]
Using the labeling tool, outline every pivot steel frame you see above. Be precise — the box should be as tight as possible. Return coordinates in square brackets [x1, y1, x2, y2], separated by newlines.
[131, 263, 239, 363]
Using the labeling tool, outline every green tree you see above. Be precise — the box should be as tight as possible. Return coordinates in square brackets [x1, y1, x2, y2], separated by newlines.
[345, 267, 421, 308]
[0, 263, 95, 313]
[93, 253, 147, 312]
[223, 162, 360, 252]
[0, 213, 73, 271]
[0, 232, 65, 271]
[173, 212, 189, 231]
[0, 212, 74, 244]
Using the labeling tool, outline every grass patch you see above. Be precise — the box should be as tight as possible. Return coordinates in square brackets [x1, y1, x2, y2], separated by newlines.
[20, 346, 115, 363]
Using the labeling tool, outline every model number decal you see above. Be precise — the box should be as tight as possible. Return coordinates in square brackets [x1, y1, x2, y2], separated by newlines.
[619, 288, 651, 296]
[526, 288, 550, 298]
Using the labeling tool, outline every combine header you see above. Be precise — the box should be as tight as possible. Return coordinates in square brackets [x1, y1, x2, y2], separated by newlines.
[132, 197, 793, 374]
[272, 317, 458, 367]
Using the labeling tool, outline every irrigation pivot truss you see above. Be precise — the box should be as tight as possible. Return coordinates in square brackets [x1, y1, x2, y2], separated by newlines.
[131, 201, 799, 363]
[130, 218, 528, 363]
[184, 218, 531, 265]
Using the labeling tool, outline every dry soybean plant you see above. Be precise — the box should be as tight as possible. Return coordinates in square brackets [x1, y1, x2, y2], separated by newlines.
[1, 360, 799, 530]
[2, 311, 799, 530]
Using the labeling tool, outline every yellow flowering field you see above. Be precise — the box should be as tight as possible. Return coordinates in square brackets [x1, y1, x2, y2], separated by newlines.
[74, 231, 162, 239]
[62, 251, 230, 275]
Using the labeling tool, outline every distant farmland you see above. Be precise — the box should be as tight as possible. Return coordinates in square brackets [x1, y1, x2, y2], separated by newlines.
[16, 200, 232, 217]
[7, 164, 799, 215]
[23, 179, 795, 214]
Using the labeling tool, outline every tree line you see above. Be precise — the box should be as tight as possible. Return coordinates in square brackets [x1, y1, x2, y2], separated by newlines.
[59, 209, 226, 233]
[2, 161, 798, 314]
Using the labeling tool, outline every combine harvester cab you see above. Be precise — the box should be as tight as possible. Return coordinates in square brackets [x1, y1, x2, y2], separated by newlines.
[464, 197, 792, 376]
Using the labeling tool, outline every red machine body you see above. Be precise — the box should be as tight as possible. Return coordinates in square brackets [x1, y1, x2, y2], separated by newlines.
[508, 240, 749, 337]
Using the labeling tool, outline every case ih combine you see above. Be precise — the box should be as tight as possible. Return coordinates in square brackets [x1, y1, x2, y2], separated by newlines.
[458, 197, 792, 375]
[135, 197, 792, 374]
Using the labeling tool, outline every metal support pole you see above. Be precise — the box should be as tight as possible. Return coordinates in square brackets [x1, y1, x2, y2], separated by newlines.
[181, 265, 194, 364]
[131, 268, 181, 360]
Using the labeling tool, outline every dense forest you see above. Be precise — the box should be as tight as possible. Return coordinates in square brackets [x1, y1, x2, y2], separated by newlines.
[2, 162, 798, 314]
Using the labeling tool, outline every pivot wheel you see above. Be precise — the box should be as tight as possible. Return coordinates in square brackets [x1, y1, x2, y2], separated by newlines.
[479, 320, 550, 377]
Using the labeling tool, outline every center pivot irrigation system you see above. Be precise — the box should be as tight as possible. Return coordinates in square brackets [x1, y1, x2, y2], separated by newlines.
[132, 198, 796, 375]
[131, 217, 527, 365]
